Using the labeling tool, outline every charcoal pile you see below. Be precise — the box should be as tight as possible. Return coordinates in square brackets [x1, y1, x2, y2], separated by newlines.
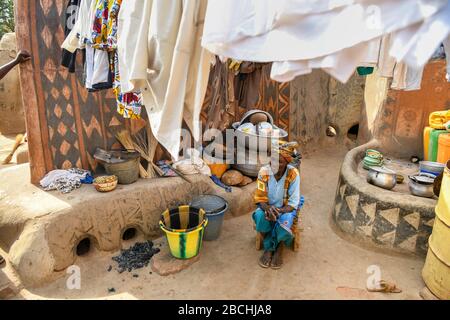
[112, 240, 160, 273]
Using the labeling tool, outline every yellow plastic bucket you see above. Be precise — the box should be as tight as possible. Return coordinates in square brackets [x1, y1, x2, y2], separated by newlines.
[159, 205, 208, 259]
[422, 160, 450, 299]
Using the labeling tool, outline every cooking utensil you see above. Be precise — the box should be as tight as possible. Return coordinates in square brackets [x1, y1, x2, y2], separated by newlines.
[409, 174, 435, 184]
[367, 166, 397, 190]
[409, 179, 435, 198]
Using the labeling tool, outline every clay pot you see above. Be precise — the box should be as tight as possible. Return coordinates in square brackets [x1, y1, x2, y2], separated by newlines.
[221, 170, 244, 186]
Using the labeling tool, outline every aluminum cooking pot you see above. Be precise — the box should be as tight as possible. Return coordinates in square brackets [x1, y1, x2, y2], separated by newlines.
[408, 179, 435, 198]
[367, 166, 397, 190]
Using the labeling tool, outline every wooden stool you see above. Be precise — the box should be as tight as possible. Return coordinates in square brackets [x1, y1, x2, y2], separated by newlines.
[255, 209, 301, 252]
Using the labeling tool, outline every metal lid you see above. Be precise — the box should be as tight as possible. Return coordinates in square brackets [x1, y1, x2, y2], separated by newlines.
[190, 195, 228, 215]
[368, 166, 396, 175]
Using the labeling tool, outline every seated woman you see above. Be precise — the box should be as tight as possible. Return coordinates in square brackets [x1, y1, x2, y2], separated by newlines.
[252, 141, 301, 269]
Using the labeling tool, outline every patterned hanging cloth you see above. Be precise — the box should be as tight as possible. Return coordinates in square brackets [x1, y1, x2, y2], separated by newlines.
[91, 0, 143, 119]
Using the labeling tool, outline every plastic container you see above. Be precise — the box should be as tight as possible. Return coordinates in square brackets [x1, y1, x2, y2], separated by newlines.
[423, 126, 433, 160]
[191, 195, 228, 241]
[428, 130, 448, 162]
[159, 205, 208, 259]
[419, 161, 445, 177]
[437, 134, 450, 164]
[422, 160, 450, 299]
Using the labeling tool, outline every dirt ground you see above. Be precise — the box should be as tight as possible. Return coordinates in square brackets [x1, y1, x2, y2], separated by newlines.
[4, 143, 426, 300]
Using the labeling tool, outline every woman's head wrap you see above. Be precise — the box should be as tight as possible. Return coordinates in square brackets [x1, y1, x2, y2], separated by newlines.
[275, 140, 302, 166]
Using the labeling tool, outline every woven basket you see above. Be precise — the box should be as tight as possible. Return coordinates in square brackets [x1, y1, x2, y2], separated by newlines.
[93, 175, 118, 192]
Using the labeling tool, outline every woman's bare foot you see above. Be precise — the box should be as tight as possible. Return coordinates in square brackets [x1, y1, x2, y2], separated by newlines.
[271, 243, 283, 269]
[258, 251, 272, 268]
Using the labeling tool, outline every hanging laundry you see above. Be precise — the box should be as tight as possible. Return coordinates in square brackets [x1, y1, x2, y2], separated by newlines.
[62, 0, 95, 52]
[62, 0, 143, 116]
[111, 51, 142, 119]
[61, 0, 81, 73]
[90, 0, 121, 50]
[391, 63, 424, 91]
[117, 0, 214, 159]
[202, 0, 449, 83]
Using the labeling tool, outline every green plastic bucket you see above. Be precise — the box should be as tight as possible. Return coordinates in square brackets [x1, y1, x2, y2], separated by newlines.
[159, 205, 208, 259]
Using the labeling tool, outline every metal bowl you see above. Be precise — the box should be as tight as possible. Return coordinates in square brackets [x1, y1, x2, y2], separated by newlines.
[367, 166, 397, 190]
[232, 110, 287, 152]
[233, 122, 288, 152]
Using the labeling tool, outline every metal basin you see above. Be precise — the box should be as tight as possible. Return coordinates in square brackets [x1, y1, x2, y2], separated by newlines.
[232, 110, 287, 152]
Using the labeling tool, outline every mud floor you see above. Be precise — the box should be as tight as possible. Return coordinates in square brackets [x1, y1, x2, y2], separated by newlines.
[8, 144, 426, 299]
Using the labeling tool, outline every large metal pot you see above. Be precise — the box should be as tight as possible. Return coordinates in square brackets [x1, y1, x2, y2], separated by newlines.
[408, 174, 435, 198]
[367, 166, 397, 190]
[232, 110, 288, 152]
[231, 148, 270, 177]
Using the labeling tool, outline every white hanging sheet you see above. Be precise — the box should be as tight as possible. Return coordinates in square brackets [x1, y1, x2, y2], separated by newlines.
[202, 0, 449, 82]
[117, 0, 213, 160]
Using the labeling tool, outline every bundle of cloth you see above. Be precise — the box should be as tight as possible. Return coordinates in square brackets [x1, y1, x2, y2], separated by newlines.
[202, 0, 450, 88]
[40, 168, 93, 194]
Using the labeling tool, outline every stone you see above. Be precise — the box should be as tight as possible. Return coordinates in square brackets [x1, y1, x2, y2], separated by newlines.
[151, 244, 201, 276]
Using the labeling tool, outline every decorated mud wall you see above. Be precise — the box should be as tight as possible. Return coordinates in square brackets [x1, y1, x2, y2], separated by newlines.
[289, 70, 365, 149]
[14, 0, 129, 183]
[358, 59, 450, 158]
[0, 33, 26, 135]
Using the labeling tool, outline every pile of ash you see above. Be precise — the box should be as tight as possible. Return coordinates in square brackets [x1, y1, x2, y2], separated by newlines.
[112, 240, 160, 273]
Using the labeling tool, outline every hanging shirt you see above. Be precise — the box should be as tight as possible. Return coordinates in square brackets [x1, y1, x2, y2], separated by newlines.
[62, 0, 95, 52]
[117, 0, 214, 159]
[61, 0, 81, 72]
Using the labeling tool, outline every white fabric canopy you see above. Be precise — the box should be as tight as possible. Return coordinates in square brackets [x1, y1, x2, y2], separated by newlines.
[202, 0, 449, 82]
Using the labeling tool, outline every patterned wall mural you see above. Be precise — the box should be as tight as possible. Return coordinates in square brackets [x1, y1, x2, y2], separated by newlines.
[15, 0, 129, 183]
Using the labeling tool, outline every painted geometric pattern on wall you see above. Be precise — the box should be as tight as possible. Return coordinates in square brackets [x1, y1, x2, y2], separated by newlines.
[332, 175, 435, 256]
[30, 0, 128, 172]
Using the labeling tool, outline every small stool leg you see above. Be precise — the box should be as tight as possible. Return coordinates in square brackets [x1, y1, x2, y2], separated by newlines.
[256, 232, 263, 250]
